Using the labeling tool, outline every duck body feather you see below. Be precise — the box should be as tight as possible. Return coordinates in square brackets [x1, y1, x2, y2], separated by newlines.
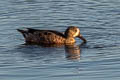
[17, 28, 66, 44]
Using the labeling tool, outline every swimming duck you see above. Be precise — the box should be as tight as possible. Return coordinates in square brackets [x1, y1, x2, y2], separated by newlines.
[17, 26, 87, 44]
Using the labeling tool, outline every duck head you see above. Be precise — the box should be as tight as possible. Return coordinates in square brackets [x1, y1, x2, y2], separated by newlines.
[65, 26, 87, 43]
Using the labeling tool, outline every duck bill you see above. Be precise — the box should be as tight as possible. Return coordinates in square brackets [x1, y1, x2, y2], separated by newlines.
[78, 34, 87, 43]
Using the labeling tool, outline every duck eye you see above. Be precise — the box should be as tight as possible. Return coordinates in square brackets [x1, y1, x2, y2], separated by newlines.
[75, 29, 77, 32]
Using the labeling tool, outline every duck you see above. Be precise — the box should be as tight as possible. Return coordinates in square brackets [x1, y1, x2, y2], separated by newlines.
[17, 26, 87, 44]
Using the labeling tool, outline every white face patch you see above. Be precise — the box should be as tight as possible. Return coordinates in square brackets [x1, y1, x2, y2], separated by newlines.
[73, 28, 80, 37]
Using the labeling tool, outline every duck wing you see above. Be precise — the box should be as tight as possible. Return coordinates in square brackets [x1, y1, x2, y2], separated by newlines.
[17, 28, 66, 44]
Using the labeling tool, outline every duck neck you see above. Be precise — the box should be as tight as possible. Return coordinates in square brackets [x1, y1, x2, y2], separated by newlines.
[65, 36, 75, 44]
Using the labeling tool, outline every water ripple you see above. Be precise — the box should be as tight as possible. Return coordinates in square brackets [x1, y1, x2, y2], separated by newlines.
[0, 0, 120, 80]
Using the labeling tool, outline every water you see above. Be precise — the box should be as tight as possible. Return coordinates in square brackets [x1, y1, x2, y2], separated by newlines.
[0, 0, 120, 80]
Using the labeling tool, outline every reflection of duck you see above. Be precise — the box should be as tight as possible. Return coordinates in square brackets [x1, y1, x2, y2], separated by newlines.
[65, 42, 86, 60]
[65, 44, 81, 60]
[16, 42, 86, 60]
[17, 26, 86, 44]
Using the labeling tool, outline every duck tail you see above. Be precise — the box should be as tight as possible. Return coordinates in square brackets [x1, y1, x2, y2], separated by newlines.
[17, 29, 26, 33]
[17, 29, 28, 38]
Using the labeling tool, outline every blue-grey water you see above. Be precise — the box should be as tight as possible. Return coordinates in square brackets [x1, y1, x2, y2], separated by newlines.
[0, 0, 120, 80]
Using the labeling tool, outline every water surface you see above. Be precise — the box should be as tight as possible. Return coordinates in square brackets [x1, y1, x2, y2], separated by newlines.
[0, 0, 120, 80]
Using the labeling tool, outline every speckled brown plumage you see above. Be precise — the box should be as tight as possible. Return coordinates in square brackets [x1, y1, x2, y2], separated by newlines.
[17, 26, 87, 44]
